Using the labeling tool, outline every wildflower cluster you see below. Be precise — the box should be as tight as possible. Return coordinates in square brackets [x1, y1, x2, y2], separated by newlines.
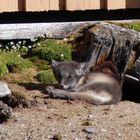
[0, 40, 33, 56]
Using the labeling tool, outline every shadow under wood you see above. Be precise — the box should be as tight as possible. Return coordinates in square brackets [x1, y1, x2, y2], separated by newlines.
[122, 80, 140, 103]
[19, 82, 47, 93]
[18, 82, 58, 94]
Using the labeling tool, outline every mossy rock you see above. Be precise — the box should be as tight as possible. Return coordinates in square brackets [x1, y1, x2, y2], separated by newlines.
[109, 21, 140, 31]
[36, 69, 57, 84]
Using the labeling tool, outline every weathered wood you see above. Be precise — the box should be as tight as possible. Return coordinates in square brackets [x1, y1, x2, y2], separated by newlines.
[72, 22, 140, 81]
[0, 22, 96, 40]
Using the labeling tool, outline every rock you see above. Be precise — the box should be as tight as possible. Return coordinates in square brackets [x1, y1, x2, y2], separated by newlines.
[73, 138, 81, 140]
[0, 82, 11, 98]
[72, 22, 140, 82]
[100, 128, 107, 132]
[53, 133, 63, 140]
[83, 127, 94, 134]
[0, 101, 12, 123]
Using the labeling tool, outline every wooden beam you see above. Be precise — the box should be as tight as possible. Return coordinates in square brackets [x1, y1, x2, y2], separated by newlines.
[0, 22, 96, 40]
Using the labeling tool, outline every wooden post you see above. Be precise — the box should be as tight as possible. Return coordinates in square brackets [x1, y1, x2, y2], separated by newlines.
[126, 0, 140, 8]
[18, 0, 26, 11]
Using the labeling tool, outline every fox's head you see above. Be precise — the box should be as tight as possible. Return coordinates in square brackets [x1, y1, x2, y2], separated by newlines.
[51, 60, 89, 90]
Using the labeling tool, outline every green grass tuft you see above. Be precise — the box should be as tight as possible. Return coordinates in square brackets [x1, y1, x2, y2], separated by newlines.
[36, 69, 57, 84]
[0, 52, 33, 76]
[32, 39, 72, 63]
[29, 56, 51, 70]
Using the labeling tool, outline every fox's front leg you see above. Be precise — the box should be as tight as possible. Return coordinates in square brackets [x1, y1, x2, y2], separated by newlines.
[46, 86, 72, 99]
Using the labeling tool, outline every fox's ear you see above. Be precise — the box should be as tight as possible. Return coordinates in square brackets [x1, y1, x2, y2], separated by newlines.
[51, 60, 59, 67]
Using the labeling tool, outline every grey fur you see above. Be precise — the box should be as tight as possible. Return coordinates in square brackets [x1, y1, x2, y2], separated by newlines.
[46, 60, 122, 105]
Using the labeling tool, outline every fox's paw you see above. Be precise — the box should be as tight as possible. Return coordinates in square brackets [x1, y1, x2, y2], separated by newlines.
[45, 86, 57, 98]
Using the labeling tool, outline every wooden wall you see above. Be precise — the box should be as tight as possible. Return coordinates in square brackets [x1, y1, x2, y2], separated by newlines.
[0, 0, 140, 12]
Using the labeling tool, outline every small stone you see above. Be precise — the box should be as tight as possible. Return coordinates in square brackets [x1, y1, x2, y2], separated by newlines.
[0, 82, 11, 98]
[88, 114, 93, 119]
[0, 101, 12, 123]
[101, 128, 107, 132]
[68, 122, 72, 126]
[73, 138, 81, 140]
[83, 127, 94, 134]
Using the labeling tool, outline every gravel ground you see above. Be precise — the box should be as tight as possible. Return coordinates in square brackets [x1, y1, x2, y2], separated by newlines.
[0, 96, 140, 140]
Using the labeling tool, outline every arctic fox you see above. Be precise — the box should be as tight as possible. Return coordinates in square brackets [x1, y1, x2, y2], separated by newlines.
[46, 60, 122, 105]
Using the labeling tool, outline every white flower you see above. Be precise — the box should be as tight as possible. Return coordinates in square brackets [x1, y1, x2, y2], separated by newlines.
[60, 54, 64, 58]
[63, 38, 68, 41]
[10, 42, 14, 45]
[12, 45, 17, 49]
[28, 45, 32, 49]
[0, 44, 3, 48]
[23, 40, 26, 44]
[37, 43, 41, 46]
[16, 44, 20, 48]
[18, 41, 22, 45]
[5, 46, 9, 49]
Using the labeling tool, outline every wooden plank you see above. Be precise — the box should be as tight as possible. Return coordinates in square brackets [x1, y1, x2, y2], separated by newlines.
[50, 0, 59, 10]
[66, 0, 101, 10]
[25, 0, 59, 11]
[107, 0, 126, 10]
[0, 0, 18, 12]
[89, 0, 101, 9]
[25, 0, 50, 11]
[66, 0, 83, 10]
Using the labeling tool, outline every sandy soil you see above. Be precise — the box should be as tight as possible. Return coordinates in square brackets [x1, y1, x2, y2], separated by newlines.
[0, 83, 140, 140]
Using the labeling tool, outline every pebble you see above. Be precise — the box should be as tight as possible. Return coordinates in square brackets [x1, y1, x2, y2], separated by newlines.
[88, 114, 93, 119]
[83, 127, 94, 134]
[101, 128, 107, 132]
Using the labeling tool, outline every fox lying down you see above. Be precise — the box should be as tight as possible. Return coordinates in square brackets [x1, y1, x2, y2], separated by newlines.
[46, 60, 122, 105]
